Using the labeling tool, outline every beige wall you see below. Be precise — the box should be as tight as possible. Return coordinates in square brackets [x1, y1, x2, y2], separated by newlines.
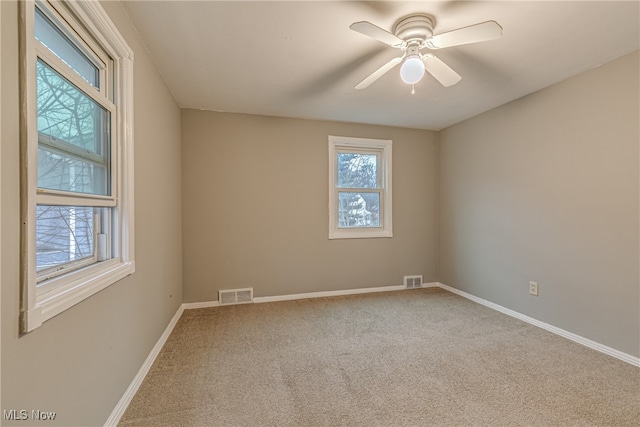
[438, 51, 640, 357]
[181, 111, 438, 302]
[1, 1, 183, 425]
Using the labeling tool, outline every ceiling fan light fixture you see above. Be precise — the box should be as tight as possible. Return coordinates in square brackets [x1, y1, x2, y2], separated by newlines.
[400, 55, 425, 85]
[350, 15, 500, 90]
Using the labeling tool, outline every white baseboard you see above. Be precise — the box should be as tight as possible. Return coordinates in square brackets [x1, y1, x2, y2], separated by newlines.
[437, 282, 640, 368]
[253, 282, 438, 304]
[104, 305, 185, 426]
[182, 300, 220, 309]
[183, 284, 439, 307]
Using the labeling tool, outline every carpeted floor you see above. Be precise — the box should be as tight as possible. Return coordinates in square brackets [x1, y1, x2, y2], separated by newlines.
[119, 288, 640, 426]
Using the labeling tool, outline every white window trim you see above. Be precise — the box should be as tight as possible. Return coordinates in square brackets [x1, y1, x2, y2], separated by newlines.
[328, 135, 393, 239]
[19, 0, 135, 332]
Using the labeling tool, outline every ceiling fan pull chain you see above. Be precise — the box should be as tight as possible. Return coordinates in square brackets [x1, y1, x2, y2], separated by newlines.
[411, 84, 416, 95]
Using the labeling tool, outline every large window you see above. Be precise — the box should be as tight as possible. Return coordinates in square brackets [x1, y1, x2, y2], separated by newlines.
[328, 136, 392, 239]
[20, 0, 134, 332]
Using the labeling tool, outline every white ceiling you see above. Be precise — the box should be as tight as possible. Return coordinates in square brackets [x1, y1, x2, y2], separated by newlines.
[123, 1, 640, 130]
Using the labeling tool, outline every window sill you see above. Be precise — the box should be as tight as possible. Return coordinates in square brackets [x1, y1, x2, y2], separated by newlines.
[329, 228, 393, 239]
[22, 261, 135, 332]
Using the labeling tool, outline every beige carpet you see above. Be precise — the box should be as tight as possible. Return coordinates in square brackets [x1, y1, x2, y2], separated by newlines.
[119, 288, 639, 426]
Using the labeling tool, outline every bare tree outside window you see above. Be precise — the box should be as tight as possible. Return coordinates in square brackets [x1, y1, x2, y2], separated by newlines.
[35, 60, 109, 272]
[36, 205, 94, 271]
[337, 153, 380, 227]
[37, 60, 109, 196]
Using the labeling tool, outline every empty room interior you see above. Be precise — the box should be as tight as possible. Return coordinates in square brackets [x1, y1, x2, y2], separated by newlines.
[1, 1, 639, 426]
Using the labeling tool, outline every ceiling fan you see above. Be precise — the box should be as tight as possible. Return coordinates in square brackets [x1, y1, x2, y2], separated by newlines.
[350, 14, 502, 91]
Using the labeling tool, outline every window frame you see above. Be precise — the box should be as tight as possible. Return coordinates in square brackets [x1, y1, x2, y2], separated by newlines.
[19, 0, 135, 332]
[328, 135, 393, 239]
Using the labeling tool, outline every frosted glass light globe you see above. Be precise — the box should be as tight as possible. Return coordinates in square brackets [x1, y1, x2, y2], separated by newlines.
[400, 56, 425, 85]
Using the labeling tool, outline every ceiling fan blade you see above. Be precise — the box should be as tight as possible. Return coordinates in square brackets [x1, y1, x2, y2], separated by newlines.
[350, 21, 405, 47]
[355, 56, 403, 90]
[425, 21, 502, 49]
[422, 54, 461, 87]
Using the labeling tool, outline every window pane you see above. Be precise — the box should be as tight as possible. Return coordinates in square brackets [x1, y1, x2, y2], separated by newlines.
[38, 146, 108, 195]
[36, 205, 94, 272]
[338, 192, 380, 228]
[37, 59, 110, 196]
[337, 153, 378, 188]
[35, 8, 99, 87]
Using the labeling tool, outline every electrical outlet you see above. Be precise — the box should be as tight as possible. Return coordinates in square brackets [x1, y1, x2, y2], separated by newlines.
[529, 281, 539, 296]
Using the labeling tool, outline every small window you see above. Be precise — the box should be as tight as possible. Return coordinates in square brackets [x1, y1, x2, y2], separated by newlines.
[20, 0, 134, 332]
[328, 136, 392, 239]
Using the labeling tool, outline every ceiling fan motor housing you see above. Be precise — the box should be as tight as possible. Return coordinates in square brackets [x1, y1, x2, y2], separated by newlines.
[393, 14, 435, 45]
